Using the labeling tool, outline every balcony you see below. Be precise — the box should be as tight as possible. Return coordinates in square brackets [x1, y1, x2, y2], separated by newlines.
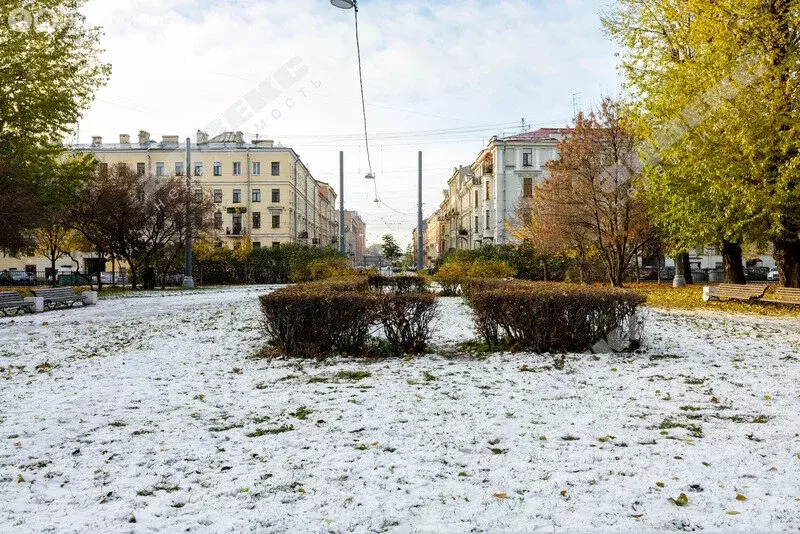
[226, 225, 244, 236]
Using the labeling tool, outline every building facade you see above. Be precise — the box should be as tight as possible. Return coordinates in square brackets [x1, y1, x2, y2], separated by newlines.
[343, 211, 366, 266]
[76, 130, 338, 250]
[419, 128, 572, 254]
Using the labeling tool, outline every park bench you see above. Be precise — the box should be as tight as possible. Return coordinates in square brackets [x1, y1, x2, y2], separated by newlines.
[0, 291, 34, 316]
[32, 287, 86, 310]
[760, 287, 800, 309]
[705, 283, 769, 303]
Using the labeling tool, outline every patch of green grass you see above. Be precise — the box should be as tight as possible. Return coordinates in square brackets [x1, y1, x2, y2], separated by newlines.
[209, 422, 244, 432]
[561, 435, 580, 441]
[659, 418, 703, 438]
[247, 424, 294, 438]
[308, 376, 330, 383]
[423, 371, 438, 382]
[679, 405, 702, 411]
[290, 406, 312, 420]
[335, 370, 372, 381]
[109, 421, 127, 427]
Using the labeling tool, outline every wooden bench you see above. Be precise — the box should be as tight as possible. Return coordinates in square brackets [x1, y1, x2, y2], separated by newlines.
[706, 283, 769, 302]
[760, 287, 800, 309]
[32, 287, 86, 310]
[0, 291, 34, 316]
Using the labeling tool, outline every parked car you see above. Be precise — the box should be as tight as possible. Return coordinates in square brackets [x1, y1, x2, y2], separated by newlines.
[768, 268, 780, 281]
[0, 270, 35, 286]
[640, 266, 659, 281]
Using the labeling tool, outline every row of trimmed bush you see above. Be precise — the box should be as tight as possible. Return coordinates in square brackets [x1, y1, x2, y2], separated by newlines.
[260, 276, 438, 358]
[463, 279, 645, 353]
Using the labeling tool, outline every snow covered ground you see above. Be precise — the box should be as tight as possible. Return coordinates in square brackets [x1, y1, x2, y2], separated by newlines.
[1, 286, 799, 532]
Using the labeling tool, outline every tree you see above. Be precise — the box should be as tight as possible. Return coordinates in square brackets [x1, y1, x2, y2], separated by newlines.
[381, 234, 402, 265]
[534, 99, 654, 287]
[604, 0, 800, 286]
[0, 0, 110, 253]
[69, 163, 215, 290]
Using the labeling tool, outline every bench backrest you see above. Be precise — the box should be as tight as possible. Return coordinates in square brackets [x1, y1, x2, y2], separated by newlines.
[0, 291, 23, 303]
[33, 288, 77, 299]
[774, 287, 800, 299]
[715, 284, 768, 298]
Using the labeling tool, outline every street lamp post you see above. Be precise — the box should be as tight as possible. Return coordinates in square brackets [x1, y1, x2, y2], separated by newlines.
[183, 137, 195, 288]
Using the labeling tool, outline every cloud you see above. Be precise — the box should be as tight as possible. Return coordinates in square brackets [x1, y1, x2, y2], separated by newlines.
[80, 0, 620, 246]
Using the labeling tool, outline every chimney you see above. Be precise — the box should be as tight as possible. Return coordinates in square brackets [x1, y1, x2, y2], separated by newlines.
[161, 135, 180, 146]
[138, 130, 151, 145]
[120, 134, 130, 145]
[91, 136, 103, 146]
[234, 131, 244, 143]
[196, 130, 209, 145]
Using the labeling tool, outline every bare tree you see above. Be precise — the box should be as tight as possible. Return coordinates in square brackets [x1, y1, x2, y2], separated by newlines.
[534, 99, 654, 287]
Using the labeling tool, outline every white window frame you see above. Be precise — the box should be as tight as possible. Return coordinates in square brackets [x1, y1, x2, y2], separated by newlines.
[233, 162, 242, 176]
[252, 188, 261, 202]
[213, 161, 222, 176]
[252, 162, 261, 176]
[194, 162, 204, 176]
[175, 162, 185, 176]
[155, 162, 165, 177]
[233, 189, 242, 204]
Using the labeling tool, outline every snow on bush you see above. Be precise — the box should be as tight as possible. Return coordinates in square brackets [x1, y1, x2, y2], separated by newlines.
[465, 280, 645, 352]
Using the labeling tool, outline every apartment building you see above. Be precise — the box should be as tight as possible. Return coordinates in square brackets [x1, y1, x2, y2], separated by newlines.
[75, 130, 338, 250]
[420, 128, 572, 253]
[343, 211, 366, 266]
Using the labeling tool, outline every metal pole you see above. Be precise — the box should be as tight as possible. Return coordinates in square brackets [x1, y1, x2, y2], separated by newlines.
[417, 151, 423, 270]
[339, 151, 346, 255]
[183, 137, 195, 288]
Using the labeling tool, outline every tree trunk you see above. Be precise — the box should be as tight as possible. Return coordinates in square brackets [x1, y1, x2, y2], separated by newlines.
[50, 257, 57, 287]
[721, 240, 746, 284]
[681, 252, 694, 285]
[773, 238, 800, 287]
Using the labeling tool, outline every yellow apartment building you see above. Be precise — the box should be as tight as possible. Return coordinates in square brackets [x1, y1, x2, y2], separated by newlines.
[0, 130, 341, 275]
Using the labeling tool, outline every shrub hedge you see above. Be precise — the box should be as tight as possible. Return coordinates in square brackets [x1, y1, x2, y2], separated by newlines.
[378, 292, 438, 354]
[260, 276, 438, 357]
[368, 274, 428, 293]
[465, 280, 645, 353]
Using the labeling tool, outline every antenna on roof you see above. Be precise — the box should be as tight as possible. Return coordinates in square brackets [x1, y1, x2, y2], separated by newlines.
[572, 92, 582, 119]
[521, 117, 526, 133]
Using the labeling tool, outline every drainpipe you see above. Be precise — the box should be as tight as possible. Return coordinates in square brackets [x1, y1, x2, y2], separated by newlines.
[246, 148, 251, 237]
[293, 159, 298, 243]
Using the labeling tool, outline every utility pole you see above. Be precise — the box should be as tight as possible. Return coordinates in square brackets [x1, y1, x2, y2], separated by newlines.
[183, 137, 195, 288]
[417, 151, 423, 271]
[339, 151, 346, 255]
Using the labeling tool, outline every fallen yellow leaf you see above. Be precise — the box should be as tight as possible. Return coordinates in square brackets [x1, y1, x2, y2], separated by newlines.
[736, 494, 747, 501]
[560, 490, 567, 497]
[371, 442, 379, 446]
[493, 492, 507, 499]
[539, 436, 547, 441]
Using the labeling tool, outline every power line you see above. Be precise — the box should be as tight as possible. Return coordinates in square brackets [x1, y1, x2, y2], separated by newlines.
[353, 6, 373, 176]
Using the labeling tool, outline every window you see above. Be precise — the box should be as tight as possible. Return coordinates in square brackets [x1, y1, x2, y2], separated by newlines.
[475, 215, 479, 232]
[213, 212, 222, 229]
[233, 162, 242, 176]
[523, 149, 533, 167]
[232, 189, 242, 203]
[213, 189, 222, 203]
[156, 162, 165, 177]
[271, 162, 280, 176]
[252, 189, 261, 202]
[523, 176, 533, 198]
[194, 162, 204, 176]
[272, 214, 280, 229]
[474, 190, 479, 207]
[252, 162, 261, 175]
[253, 242, 261, 249]
[136, 162, 146, 176]
[99, 162, 108, 175]
[194, 188, 203, 203]
[271, 189, 280, 203]
[252, 212, 261, 229]
[175, 162, 184, 176]
[485, 181, 490, 200]
[272, 242, 280, 248]
[213, 161, 222, 176]
[486, 209, 490, 229]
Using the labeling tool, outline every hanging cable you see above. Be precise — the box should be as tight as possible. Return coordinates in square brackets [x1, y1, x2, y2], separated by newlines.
[353, 5, 373, 176]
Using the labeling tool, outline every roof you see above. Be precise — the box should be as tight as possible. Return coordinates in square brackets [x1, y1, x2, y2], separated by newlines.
[498, 127, 573, 143]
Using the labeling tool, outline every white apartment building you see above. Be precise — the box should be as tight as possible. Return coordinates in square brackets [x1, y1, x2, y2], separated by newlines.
[426, 128, 572, 251]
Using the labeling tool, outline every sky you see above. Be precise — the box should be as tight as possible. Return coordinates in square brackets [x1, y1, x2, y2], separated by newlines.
[78, 0, 622, 247]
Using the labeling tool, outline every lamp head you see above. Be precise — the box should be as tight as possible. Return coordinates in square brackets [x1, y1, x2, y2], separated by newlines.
[330, 0, 355, 9]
